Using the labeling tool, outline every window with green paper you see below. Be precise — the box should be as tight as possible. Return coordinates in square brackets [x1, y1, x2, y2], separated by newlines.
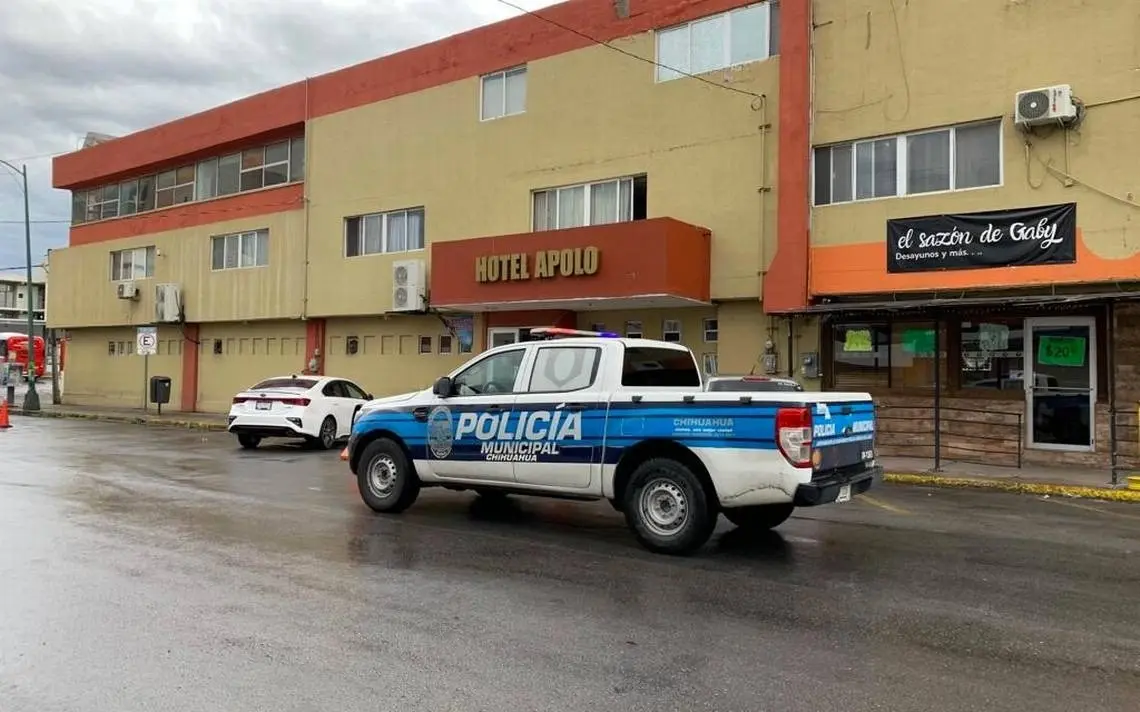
[889, 322, 948, 389]
[831, 323, 890, 390]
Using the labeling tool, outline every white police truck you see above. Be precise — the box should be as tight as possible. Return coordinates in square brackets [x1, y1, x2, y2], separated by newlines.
[344, 328, 880, 556]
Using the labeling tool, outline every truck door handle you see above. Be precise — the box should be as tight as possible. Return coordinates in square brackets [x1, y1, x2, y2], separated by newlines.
[564, 403, 587, 410]
[413, 407, 430, 422]
[486, 404, 504, 411]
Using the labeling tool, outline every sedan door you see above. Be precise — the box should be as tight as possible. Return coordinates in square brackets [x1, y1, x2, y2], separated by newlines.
[320, 380, 355, 437]
[340, 380, 372, 430]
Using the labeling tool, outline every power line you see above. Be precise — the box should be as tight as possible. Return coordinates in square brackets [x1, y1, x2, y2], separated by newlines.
[492, 0, 765, 101]
[0, 148, 72, 164]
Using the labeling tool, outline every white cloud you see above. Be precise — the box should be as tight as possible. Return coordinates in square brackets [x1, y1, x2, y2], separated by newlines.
[0, 0, 560, 270]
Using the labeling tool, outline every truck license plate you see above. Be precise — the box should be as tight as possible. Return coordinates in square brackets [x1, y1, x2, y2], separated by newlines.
[836, 484, 852, 503]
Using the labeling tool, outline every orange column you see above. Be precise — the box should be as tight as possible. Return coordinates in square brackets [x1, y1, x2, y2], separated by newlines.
[180, 324, 200, 412]
[764, 0, 812, 312]
[305, 319, 327, 375]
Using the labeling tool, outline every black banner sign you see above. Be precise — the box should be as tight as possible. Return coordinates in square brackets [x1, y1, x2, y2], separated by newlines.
[886, 203, 1077, 273]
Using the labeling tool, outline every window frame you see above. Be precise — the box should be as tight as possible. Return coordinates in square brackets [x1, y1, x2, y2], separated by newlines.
[479, 66, 528, 121]
[654, 2, 776, 83]
[343, 207, 427, 258]
[662, 319, 682, 343]
[812, 119, 1003, 207]
[210, 229, 269, 271]
[531, 175, 642, 231]
[702, 318, 718, 343]
[525, 345, 602, 394]
[450, 347, 527, 397]
[109, 246, 157, 282]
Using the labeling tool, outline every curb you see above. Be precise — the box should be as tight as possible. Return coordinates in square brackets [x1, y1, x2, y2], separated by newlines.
[11, 408, 227, 432]
[884, 472, 1140, 503]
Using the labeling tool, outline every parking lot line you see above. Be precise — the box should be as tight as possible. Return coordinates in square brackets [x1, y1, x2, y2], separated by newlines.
[1039, 496, 1140, 521]
[857, 494, 912, 515]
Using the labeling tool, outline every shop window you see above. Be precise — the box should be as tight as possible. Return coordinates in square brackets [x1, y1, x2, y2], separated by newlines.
[702, 318, 718, 343]
[831, 323, 890, 390]
[958, 319, 1025, 391]
[662, 319, 682, 343]
[889, 322, 948, 389]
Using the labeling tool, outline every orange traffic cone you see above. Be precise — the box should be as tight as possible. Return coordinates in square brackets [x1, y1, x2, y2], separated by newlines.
[0, 400, 10, 430]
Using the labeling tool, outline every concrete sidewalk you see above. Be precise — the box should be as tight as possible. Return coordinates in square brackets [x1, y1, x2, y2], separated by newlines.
[8, 401, 226, 430]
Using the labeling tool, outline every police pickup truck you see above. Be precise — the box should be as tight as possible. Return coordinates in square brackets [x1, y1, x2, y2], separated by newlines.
[344, 328, 880, 556]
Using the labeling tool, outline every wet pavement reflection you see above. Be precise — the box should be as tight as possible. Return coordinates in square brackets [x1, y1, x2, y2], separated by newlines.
[2, 418, 1138, 711]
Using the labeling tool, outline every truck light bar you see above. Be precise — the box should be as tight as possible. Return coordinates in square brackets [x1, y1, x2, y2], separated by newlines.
[529, 327, 620, 340]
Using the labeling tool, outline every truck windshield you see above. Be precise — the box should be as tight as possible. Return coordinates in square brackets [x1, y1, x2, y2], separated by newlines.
[621, 347, 701, 387]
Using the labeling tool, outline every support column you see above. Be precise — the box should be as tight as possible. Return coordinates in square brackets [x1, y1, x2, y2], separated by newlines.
[180, 324, 200, 412]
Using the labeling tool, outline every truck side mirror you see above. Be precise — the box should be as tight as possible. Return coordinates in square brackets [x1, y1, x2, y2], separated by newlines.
[433, 376, 453, 398]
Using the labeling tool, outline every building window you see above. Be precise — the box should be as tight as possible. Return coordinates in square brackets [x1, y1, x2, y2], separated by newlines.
[625, 320, 644, 339]
[0, 283, 15, 309]
[344, 208, 426, 257]
[211, 229, 269, 270]
[662, 319, 682, 343]
[70, 136, 306, 225]
[702, 352, 719, 376]
[481, 66, 527, 120]
[655, 2, 778, 82]
[702, 318, 718, 343]
[532, 175, 648, 231]
[813, 120, 1002, 206]
[829, 322, 950, 391]
[959, 319, 1025, 390]
[419, 336, 433, 355]
[110, 246, 156, 281]
[439, 334, 453, 355]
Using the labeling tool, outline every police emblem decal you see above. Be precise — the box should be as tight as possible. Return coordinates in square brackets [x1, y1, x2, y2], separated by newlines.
[427, 406, 454, 459]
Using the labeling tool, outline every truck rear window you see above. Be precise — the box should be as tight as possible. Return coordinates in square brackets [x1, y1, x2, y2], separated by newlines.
[621, 347, 701, 388]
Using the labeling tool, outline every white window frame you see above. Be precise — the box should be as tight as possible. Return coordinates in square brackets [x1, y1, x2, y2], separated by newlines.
[625, 321, 644, 339]
[109, 246, 156, 282]
[655, 2, 774, 83]
[531, 176, 637, 231]
[702, 318, 718, 343]
[344, 207, 427, 258]
[94, 185, 120, 220]
[0, 283, 16, 309]
[813, 119, 1004, 207]
[210, 229, 269, 271]
[663, 319, 682, 343]
[480, 66, 527, 121]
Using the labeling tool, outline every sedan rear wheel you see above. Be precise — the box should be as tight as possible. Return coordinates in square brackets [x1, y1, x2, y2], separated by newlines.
[309, 416, 337, 450]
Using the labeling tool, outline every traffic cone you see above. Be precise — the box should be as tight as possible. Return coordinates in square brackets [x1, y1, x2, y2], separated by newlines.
[0, 400, 10, 430]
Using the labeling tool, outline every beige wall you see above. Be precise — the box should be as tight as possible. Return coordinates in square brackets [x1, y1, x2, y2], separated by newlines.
[62, 326, 184, 409]
[47, 210, 307, 329]
[324, 314, 481, 397]
[305, 36, 780, 315]
[811, 0, 1140, 254]
[196, 321, 307, 412]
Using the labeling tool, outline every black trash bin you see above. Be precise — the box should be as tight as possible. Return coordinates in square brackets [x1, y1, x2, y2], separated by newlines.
[149, 376, 172, 414]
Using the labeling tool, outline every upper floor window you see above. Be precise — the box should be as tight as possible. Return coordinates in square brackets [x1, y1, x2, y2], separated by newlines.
[481, 66, 527, 120]
[71, 136, 305, 225]
[813, 119, 1002, 206]
[211, 229, 269, 271]
[110, 246, 156, 281]
[344, 207, 426, 257]
[0, 283, 15, 309]
[532, 175, 648, 231]
[655, 2, 778, 82]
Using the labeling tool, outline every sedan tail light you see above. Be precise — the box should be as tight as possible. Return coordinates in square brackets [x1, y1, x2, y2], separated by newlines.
[278, 398, 311, 407]
[775, 406, 812, 468]
[233, 396, 251, 404]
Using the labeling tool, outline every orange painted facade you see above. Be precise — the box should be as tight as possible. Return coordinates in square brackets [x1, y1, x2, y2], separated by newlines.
[429, 218, 712, 308]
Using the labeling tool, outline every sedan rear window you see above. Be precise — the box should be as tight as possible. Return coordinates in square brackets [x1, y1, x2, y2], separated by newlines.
[251, 378, 317, 390]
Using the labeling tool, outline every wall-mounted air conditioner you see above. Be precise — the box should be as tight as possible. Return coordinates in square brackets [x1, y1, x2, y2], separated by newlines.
[116, 282, 139, 300]
[155, 283, 182, 323]
[390, 259, 427, 312]
[1014, 84, 1078, 129]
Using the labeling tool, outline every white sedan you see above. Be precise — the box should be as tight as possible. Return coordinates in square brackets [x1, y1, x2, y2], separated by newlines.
[227, 375, 373, 450]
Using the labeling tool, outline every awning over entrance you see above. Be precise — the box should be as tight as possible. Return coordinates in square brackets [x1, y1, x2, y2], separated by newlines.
[429, 217, 711, 311]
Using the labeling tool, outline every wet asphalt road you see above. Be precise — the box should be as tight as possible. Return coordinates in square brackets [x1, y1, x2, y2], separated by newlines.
[2, 419, 1138, 711]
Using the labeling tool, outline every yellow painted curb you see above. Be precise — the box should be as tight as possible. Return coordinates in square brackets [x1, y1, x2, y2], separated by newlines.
[884, 472, 1140, 503]
[1128, 475, 1140, 492]
[12, 408, 226, 431]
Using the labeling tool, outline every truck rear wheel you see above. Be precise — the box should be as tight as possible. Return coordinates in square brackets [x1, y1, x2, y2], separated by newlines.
[623, 457, 716, 556]
[357, 438, 420, 514]
[722, 503, 795, 531]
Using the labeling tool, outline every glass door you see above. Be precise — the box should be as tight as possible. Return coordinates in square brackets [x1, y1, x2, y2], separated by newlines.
[486, 327, 539, 350]
[1023, 316, 1096, 451]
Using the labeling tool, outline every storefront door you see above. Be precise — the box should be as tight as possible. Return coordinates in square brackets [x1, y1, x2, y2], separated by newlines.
[487, 327, 538, 349]
[1023, 316, 1096, 451]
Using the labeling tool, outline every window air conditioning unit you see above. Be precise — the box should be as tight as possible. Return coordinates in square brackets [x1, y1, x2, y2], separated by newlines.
[155, 283, 182, 323]
[390, 259, 427, 313]
[1014, 84, 1078, 129]
[116, 281, 140, 300]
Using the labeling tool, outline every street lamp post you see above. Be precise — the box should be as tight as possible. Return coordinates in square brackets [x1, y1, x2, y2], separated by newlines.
[0, 159, 40, 412]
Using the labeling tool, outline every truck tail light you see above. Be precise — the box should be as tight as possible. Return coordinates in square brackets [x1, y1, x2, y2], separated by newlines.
[775, 406, 812, 468]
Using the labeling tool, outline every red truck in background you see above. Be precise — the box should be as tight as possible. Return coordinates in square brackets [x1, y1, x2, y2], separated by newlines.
[0, 332, 47, 379]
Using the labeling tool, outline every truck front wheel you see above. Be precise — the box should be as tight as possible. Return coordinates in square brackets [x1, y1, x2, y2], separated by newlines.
[623, 457, 716, 556]
[357, 438, 420, 514]
[722, 503, 795, 531]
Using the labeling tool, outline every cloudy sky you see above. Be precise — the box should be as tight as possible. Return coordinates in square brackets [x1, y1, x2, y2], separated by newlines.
[0, 0, 560, 272]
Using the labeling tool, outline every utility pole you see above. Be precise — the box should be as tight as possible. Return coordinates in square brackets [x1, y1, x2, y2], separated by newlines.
[0, 159, 41, 411]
